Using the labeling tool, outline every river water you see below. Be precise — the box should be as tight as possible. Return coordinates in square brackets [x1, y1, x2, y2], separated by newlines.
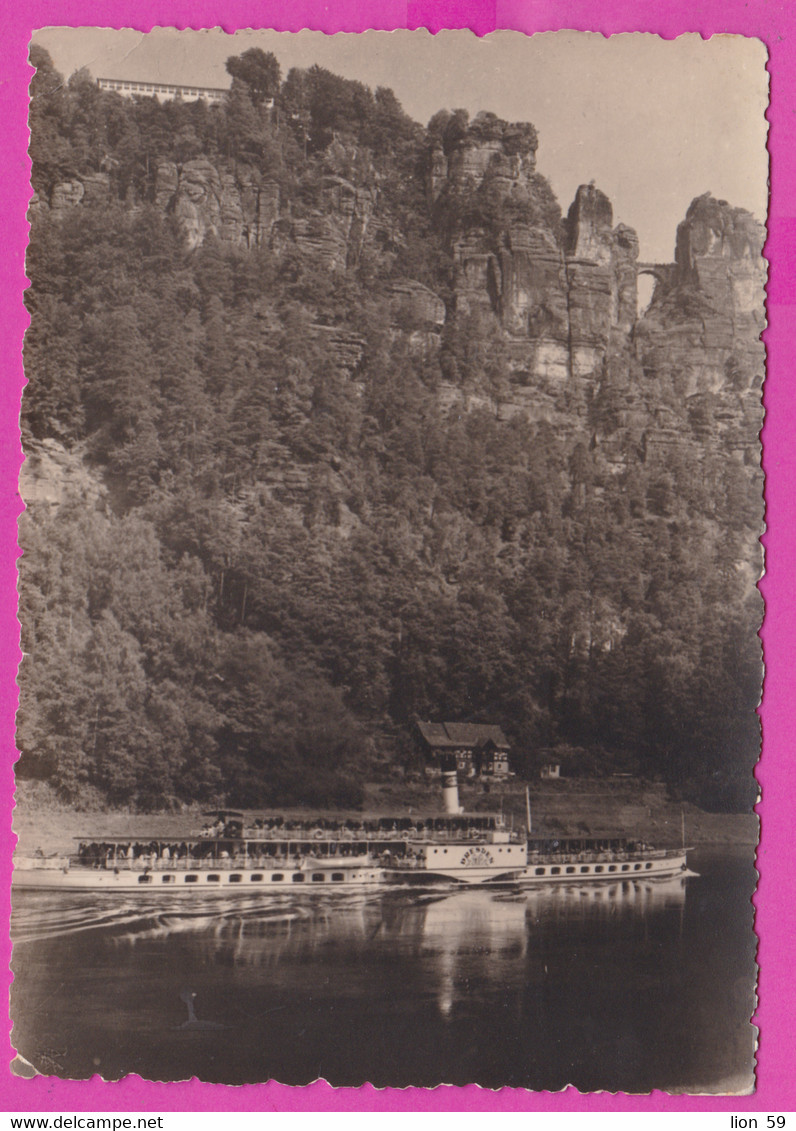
[10, 847, 756, 1092]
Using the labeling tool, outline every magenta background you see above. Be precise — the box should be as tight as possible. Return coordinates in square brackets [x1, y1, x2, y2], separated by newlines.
[1, 0, 791, 1112]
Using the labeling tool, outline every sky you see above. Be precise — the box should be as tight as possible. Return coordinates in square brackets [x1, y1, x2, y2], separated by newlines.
[30, 27, 769, 265]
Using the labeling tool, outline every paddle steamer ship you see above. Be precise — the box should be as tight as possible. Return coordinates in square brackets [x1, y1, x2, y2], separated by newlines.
[13, 774, 691, 892]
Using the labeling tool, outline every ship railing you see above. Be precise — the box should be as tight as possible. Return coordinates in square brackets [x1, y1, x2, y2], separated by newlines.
[386, 830, 524, 845]
[383, 855, 427, 870]
[525, 847, 678, 864]
[67, 852, 382, 873]
[228, 827, 524, 844]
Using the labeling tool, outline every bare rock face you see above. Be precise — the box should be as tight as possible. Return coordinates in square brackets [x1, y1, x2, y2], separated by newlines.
[311, 324, 366, 373]
[675, 192, 764, 304]
[153, 160, 281, 249]
[49, 180, 85, 211]
[153, 160, 180, 210]
[613, 224, 641, 333]
[272, 176, 378, 271]
[448, 120, 537, 187]
[429, 112, 538, 202]
[672, 194, 765, 365]
[635, 196, 765, 398]
[81, 173, 112, 208]
[389, 280, 446, 328]
[172, 160, 225, 247]
[321, 175, 377, 254]
[48, 174, 112, 213]
[156, 159, 237, 248]
[433, 113, 550, 330]
[497, 225, 569, 341]
[429, 117, 641, 408]
[153, 161, 376, 267]
[564, 185, 639, 370]
[36, 119, 763, 485]
[565, 184, 614, 264]
[20, 438, 106, 511]
[626, 195, 765, 467]
[430, 130, 763, 478]
[150, 148, 378, 266]
[428, 123, 764, 474]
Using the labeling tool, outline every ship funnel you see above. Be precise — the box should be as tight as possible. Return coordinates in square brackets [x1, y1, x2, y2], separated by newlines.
[442, 769, 462, 814]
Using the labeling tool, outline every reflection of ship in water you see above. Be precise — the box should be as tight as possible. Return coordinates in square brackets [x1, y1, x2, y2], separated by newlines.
[415, 876, 689, 1017]
[418, 890, 530, 1016]
[524, 873, 689, 914]
[112, 893, 380, 971]
[12, 879, 692, 1031]
[13, 873, 688, 955]
[11, 891, 376, 958]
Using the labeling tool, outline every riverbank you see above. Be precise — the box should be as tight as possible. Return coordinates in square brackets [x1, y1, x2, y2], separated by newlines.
[365, 778, 757, 848]
[11, 777, 758, 857]
[459, 778, 758, 848]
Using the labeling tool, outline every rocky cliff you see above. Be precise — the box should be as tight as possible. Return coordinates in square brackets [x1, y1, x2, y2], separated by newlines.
[34, 111, 765, 481]
[632, 194, 765, 465]
[423, 115, 764, 471]
[22, 56, 766, 809]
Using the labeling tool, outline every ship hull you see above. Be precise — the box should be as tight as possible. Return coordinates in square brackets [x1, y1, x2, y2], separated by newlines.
[12, 864, 386, 893]
[13, 851, 691, 892]
[385, 848, 690, 886]
[516, 850, 690, 885]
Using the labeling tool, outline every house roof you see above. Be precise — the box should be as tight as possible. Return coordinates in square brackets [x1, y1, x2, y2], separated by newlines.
[416, 722, 452, 747]
[416, 721, 510, 751]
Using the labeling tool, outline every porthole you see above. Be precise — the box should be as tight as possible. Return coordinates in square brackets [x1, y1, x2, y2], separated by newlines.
[634, 863, 642, 871]
[184, 874, 198, 883]
[595, 865, 604, 874]
[138, 874, 152, 884]
[535, 867, 545, 876]
[207, 874, 220, 882]
[331, 873, 345, 882]
[580, 865, 590, 874]
[566, 866, 575, 874]
[271, 873, 284, 882]
[551, 866, 561, 875]
[621, 864, 630, 872]
[250, 874, 264, 882]
[645, 862, 653, 869]
[161, 875, 175, 883]
[608, 865, 617, 873]
[311, 873, 325, 882]
[292, 873, 305, 883]
[229, 874, 242, 883]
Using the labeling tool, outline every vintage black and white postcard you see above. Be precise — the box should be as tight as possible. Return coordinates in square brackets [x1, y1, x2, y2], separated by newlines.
[10, 26, 766, 1096]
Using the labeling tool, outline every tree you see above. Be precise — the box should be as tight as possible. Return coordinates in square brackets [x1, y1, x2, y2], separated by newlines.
[28, 47, 75, 194]
[225, 49, 281, 105]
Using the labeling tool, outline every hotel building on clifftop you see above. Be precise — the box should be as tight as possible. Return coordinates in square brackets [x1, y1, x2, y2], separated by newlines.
[96, 77, 229, 104]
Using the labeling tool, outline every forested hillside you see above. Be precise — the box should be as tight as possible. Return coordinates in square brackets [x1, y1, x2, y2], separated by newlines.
[18, 46, 764, 811]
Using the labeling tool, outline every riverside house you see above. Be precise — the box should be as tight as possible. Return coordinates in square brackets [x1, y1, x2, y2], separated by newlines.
[415, 721, 511, 778]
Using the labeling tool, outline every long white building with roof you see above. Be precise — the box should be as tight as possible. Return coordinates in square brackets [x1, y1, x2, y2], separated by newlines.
[97, 77, 228, 104]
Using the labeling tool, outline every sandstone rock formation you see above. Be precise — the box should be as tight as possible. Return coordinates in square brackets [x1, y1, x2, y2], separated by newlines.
[153, 159, 281, 249]
[422, 114, 764, 471]
[38, 113, 764, 477]
[388, 280, 446, 328]
[633, 195, 765, 464]
[426, 117, 645, 413]
[20, 438, 107, 510]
